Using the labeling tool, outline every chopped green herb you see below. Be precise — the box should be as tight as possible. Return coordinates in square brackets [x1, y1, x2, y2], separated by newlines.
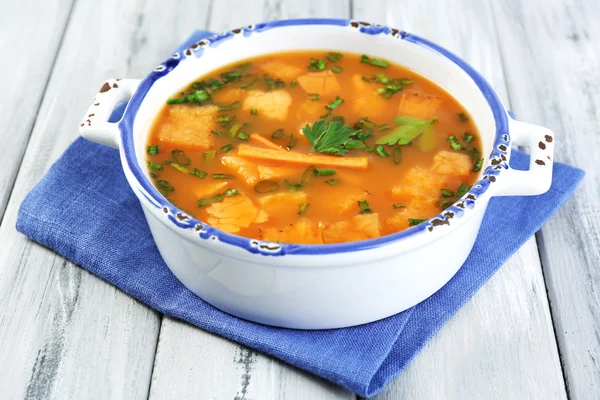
[204, 150, 216, 161]
[290, 81, 298, 87]
[254, 180, 279, 193]
[307, 58, 326, 71]
[331, 115, 345, 125]
[297, 202, 310, 215]
[392, 147, 402, 164]
[326, 96, 344, 111]
[220, 70, 241, 83]
[468, 147, 482, 162]
[345, 140, 366, 149]
[314, 168, 337, 177]
[147, 145, 159, 155]
[229, 123, 243, 137]
[361, 76, 370, 82]
[360, 54, 388, 68]
[237, 132, 249, 140]
[156, 180, 174, 192]
[212, 173, 233, 179]
[223, 188, 240, 197]
[326, 52, 343, 62]
[325, 179, 340, 186]
[379, 124, 390, 131]
[148, 162, 163, 171]
[473, 158, 484, 172]
[302, 119, 358, 155]
[220, 144, 234, 152]
[172, 149, 190, 165]
[364, 146, 374, 153]
[271, 128, 284, 139]
[190, 168, 208, 178]
[355, 118, 376, 132]
[358, 200, 372, 214]
[441, 201, 454, 210]
[377, 117, 436, 146]
[217, 115, 230, 123]
[212, 129, 223, 137]
[374, 144, 389, 157]
[286, 134, 297, 150]
[331, 66, 343, 74]
[187, 90, 211, 103]
[250, 108, 257, 115]
[441, 188, 454, 197]
[149, 172, 157, 179]
[284, 179, 303, 192]
[375, 72, 390, 84]
[458, 112, 469, 123]
[197, 194, 223, 207]
[376, 84, 403, 99]
[455, 183, 472, 198]
[463, 132, 474, 143]
[302, 165, 317, 185]
[308, 93, 320, 101]
[409, 218, 427, 226]
[264, 75, 285, 90]
[166, 98, 188, 105]
[168, 162, 189, 173]
[241, 78, 258, 90]
[392, 203, 406, 209]
[448, 135, 462, 151]
[218, 101, 241, 111]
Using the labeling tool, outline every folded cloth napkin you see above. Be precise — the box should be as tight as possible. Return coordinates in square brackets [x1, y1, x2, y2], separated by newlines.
[16, 31, 584, 397]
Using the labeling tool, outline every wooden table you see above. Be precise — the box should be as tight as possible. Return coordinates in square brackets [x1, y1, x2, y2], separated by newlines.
[1, 0, 598, 398]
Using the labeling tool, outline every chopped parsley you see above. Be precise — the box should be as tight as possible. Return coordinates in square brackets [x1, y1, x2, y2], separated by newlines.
[458, 112, 469, 122]
[237, 132, 249, 140]
[250, 108, 257, 115]
[374, 144, 389, 157]
[314, 168, 337, 177]
[297, 202, 310, 215]
[190, 168, 207, 178]
[212, 173, 233, 179]
[220, 144, 234, 153]
[441, 188, 454, 197]
[220, 70, 241, 83]
[358, 200, 373, 214]
[147, 162, 162, 171]
[473, 158, 484, 172]
[455, 183, 472, 198]
[325, 179, 340, 186]
[197, 194, 223, 207]
[156, 180, 174, 192]
[331, 66, 343, 74]
[326, 52, 343, 62]
[308, 93, 320, 101]
[448, 135, 462, 151]
[408, 218, 426, 226]
[463, 132, 474, 143]
[223, 188, 240, 197]
[307, 58, 326, 71]
[147, 145, 159, 155]
[325, 96, 344, 111]
[360, 54, 388, 68]
[218, 101, 240, 111]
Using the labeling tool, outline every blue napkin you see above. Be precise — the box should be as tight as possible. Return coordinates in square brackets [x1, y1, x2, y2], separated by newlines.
[16, 31, 584, 397]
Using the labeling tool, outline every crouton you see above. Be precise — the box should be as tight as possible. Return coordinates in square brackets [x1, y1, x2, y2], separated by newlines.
[258, 191, 309, 216]
[297, 70, 341, 97]
[156, 104, 218, 149]
[259, 59, 304, 81]
[351, 74, 388, 117]
[430, 150, 473, 176]
[242, 90, 292, 121]
[323, 213, 380, 244]
[211, 87, 246, 105]
[262, 219, 324, 244]
[205, 194, 260, 233]
[389, 166, 450, 207]
[221, 155, 260, 186]
[398, 92, 442, 119]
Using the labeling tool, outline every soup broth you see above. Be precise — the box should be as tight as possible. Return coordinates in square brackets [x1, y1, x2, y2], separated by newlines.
[146, 51, 483, 245]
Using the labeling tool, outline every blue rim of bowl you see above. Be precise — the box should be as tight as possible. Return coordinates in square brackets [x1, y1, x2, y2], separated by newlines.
[119, 18, 510, 257]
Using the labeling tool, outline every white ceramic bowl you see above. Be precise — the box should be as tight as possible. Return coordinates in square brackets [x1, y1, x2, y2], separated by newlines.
[79, 19, 555, 329]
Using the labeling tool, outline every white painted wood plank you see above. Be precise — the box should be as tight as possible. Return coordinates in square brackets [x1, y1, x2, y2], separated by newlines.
[0, 0, 73, 219]
[351, 1, 566, 398]
[149, 1, 355, 399]
[492, 0, 600, 398]
[0, 0, 216, 398]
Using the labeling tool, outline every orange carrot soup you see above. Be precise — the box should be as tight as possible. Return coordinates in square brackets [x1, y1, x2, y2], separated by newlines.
[146, 51, 483, 244]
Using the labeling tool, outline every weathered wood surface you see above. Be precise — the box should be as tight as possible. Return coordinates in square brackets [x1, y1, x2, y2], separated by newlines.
[0, 0, 598, 398]
[352, 1, 566, 398]
[0, 0, 73, 219]
[493, 0, 600, 398]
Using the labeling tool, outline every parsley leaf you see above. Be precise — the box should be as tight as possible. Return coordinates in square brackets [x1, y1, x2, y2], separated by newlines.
[302, 119, 358, 155]
[376, 116, 436, 146]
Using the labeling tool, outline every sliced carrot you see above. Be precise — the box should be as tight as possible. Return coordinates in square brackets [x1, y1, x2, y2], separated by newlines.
[249, 134, 281, 150]
[236, 144, 369, 170]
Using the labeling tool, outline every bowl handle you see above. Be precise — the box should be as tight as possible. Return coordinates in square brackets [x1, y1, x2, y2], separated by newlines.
[493, 119, 555, 196]
[79, 78, 141, 148]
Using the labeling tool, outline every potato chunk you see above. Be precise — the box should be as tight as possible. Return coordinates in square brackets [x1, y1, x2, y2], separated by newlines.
[297, 70, 341, 97]
[322, 185, 368, 215]
[259, 59, 304, 81]
[194, 181, 228, 198]
[351, 74, 388, 117]
[258, 191, 309, 216]
[262, 219, 324, 244]
[296, 99, 326, 121]
[257, 165, 303, 180]
[156, 104, 218, 149]
[323, 214, 381, 244]
[221, 155, 259, 186]
[398, 92, 442, 119]
[242, 90, 292, 121]
[205, 194, 260, 233]
[389, 166, 449, 207]
[430, 150, 473, 177]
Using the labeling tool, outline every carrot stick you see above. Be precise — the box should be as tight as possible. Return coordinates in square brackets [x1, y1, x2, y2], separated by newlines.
[237, 144, 369, 169]
[249, 134, 281, 150]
